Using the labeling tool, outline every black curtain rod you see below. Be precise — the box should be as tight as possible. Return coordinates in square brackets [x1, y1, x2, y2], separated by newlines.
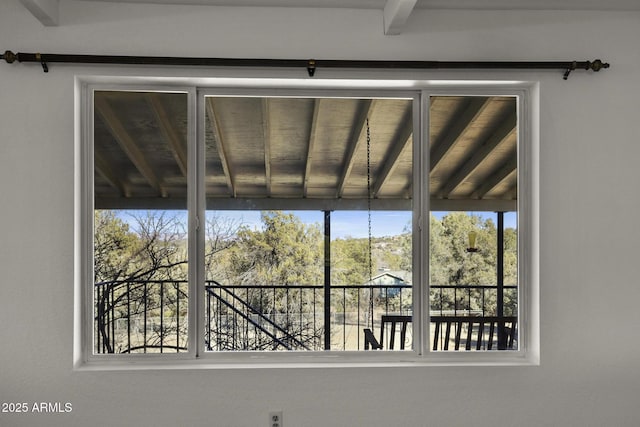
[2, 50, 609, 80]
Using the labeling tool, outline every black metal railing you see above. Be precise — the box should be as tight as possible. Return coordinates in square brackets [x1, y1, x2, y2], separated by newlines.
[94, 280, 516, 353]
[94, 280, 188, 354]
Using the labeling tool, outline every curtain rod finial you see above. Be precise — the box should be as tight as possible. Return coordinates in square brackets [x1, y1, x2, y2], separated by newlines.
[589, 59, 609, 72]
[2, 50, 16, 64]
[564, 59, 609, 80]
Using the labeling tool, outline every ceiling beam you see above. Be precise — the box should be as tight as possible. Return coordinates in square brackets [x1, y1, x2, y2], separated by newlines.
[372, 105, 413, 196]
[383, 0, 417, 35]
[303, 99, 321, 197]
[20, 0, 59, 26]
[438, 111, 517, 198]
[504, 182, 518, 200]
[262, 98, 272, 196]
[337, 99, 375, 198]
[430, 198, 516, 212]
[146, 93, 188, 178]
[97, 196, 412, 211]
[95, 96, 163, 196]
[94, 151, 127, 197]
[96, 195, 515, 213]
[471, 155, 517, 199]
[205, 98, 236, 197]
[430, 97, 492, 171]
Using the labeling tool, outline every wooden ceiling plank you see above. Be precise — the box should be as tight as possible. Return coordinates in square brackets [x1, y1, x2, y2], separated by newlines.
[372, 105, 413, 196]
[337, 99, 375, 197]
[205, 98, 236, 198]
[94, 151, 127, 197]
[504, 182, 518, 200]
[471, 156, 517, 199]
[303, 99, 321, 197]
[95, 96, 162, 196]
[438, 111, 517, 198]
[262, 98, 272, 196]
[430, 97, 492, 170]
[146, 93, 188, 178]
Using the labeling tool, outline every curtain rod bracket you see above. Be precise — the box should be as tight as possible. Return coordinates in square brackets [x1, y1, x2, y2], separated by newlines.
[307, 59, 316, 77]
[563, 61, 576, 80]
[35, 53, 48, 73]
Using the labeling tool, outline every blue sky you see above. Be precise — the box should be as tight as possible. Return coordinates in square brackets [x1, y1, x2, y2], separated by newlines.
[114, 209, 516, 239]
[203, 210, 410, 239]
[206, 210, 516, 239]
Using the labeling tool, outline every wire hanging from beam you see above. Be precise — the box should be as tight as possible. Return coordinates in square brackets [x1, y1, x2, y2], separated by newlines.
[1, 50, 609, 80]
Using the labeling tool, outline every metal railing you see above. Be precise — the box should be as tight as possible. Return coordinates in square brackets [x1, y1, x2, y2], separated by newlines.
[94, 280, 188, 354]
[94, 280, 516, 353]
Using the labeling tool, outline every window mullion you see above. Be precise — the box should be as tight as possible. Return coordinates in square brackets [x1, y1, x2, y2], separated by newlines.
[188, 88, 202, 359]
[416, 91, 430, 357]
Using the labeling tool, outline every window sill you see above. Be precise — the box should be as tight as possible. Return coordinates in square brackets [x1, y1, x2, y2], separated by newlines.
[74, 350, 539, 371]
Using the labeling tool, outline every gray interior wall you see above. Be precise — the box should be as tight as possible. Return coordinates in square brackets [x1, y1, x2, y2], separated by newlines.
[1, 1, 639, 426]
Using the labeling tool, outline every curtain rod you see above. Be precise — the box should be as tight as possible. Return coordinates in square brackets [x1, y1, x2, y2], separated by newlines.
[1, 50, 609, 80]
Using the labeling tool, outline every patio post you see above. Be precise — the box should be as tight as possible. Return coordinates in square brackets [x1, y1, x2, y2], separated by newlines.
[324, 210, 331, 350]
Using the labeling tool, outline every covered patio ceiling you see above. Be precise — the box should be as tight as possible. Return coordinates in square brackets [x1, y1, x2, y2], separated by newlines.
[93, 91, 517, 212]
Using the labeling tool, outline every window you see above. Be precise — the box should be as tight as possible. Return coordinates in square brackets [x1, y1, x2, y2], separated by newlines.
[76, 79, 538, 367]
[428, 95, 520, 352]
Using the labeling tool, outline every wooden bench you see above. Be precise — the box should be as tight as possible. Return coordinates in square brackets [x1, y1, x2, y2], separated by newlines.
[364, 315, 411, 350]
[431, 316, 517, 351]
[364, 315, 517, 351]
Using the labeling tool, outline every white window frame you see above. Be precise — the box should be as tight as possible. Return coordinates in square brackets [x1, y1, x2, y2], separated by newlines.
[74, 75, 539, 370]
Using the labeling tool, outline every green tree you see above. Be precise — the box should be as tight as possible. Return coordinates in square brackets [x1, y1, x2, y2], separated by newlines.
[93, 210, 188, 353]
[226, 211, 323, 286]
[213, 211, 324, 350]
[429, 212, 518, 316]
[331, 237, 374, 285]
[204, 212, 243, 283]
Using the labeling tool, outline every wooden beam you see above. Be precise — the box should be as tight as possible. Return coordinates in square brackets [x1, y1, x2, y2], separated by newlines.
[205, 98, 236, 197]
[94, 151, 126, 197]
[262, 98, 272, 196]
[372, 105, 413, 196]
[98, 196, 411, 211]
[430, 97, 492, 170]
[96, 195, 515, 212]
[337, 99, 375, 197]
[146, 93, 188, 178]
[504, 182, 518, 200]
[471, 156, 517, 199]
[430, 198, 516, 212]
[303, 99, 321, 197]
[383, 0, 417, 35]
[20, 0, 59, 26]
[438, 111, 517, 198]
[94, 96, 162, 196]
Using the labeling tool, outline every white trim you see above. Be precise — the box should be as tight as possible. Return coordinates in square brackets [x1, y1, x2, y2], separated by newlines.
[79, 84, 199, 364]
[187, 86, 199, 360]
[415, 93, 428, 357]
[195, 90, 206, 359]
[420, 85, 539, 365]
[74, 75, 539, 369]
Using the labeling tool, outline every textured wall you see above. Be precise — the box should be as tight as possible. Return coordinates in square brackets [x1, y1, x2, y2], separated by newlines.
[0, 1, 639, 426]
